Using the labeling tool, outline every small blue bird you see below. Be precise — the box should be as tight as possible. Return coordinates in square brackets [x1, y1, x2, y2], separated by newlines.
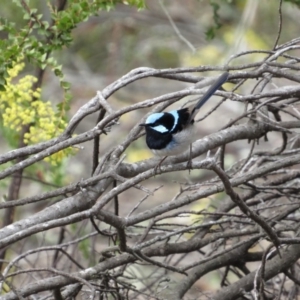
[139, 72, 229, 168]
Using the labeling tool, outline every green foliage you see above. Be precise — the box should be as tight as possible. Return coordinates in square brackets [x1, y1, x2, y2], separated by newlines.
[206, 0, 222, 40]
[0, 61, 75, 166]
[0, 0, 145, 127]
[284, 0, 300, 6]
[0, 0, 145, 182]
[124, 0, 146, 9]
[0, 0, 145, 90]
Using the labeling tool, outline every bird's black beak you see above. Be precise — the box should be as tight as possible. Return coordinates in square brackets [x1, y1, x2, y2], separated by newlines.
[139, 123, 147, 127]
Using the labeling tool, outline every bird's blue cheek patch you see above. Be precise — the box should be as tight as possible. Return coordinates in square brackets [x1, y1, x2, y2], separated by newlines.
[146, 113, 164, 124]
[152, 125, 168, 133]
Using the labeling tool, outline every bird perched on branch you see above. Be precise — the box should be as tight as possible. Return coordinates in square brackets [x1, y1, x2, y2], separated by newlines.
[139, 72, 229, 171]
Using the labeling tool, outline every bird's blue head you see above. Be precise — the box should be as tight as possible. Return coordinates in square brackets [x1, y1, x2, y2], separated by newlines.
[140, 110, 182, 134]
[140, 109, 190, 134]
[140, 109, 190, 150]
[144, 113, 168, 133]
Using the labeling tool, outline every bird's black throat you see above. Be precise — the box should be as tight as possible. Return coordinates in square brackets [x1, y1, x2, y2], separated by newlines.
[144, 127, 172, 150]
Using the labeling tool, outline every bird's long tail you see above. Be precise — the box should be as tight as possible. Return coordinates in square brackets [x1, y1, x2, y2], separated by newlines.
[189, 71, 229, 122]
